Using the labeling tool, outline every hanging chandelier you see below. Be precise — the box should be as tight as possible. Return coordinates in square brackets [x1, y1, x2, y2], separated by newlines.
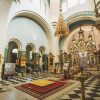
[55, 0, 69, 37]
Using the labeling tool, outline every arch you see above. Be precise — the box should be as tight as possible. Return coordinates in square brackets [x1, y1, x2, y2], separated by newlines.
[65, 11, 95, 23]
[39, 46, 46, 54]
[59, 14, 96, 53]
[9, 38, 22, 50]
[67, 16, 95, 26]
[27, 43, 36, 52]
[68, 19, 95, 31]
[8, 10, 53, 51]
[7, 41, 18, 63]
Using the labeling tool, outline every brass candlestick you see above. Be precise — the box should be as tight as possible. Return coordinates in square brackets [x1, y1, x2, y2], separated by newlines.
[80, 68, 85, 100]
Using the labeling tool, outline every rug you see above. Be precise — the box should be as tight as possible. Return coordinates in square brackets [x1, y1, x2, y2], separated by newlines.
[31, 80, 55, 87]
[15, 79, 73, 100]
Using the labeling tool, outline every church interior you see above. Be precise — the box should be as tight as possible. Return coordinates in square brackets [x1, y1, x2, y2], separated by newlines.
[0, 0, 100, 100]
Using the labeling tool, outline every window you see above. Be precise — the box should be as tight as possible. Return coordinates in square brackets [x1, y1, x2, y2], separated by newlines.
[12, 48, 18, 58]
[62, 2, 67, 13]
[12, 48, 18, 53]
[44, 2, 46, 13]
[41, 1, 46, 13]
[80, 0, 86, 4]
[30, 51, 32, 60]
[40, 0, 41, 9]
[68, 0, 79, 8]
[68, 0, 86, 8]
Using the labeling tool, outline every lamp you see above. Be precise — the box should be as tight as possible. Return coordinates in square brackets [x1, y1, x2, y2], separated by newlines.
[55, 0, 69, 37]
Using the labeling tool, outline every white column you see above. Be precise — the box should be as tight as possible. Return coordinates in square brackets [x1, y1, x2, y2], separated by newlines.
[50, 0, 60, 22]
[0, 0, 12, 56]
[49, 0, 61, 62]
[0, 0, 12, 79]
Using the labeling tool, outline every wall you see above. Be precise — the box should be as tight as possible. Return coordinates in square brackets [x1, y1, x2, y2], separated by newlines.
[0, 0, 13, 79]
[7, 17, 49, 53]
[59, 25, 100, 53]
[0, 0, 12, 55]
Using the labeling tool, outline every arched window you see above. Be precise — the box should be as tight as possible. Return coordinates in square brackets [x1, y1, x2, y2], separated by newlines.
[12, 48, 18, 53]
[62, 0, 86, 13]
[26, 44, 36, 61]
[12, 48, 18, 58]
[68, 0, 79, 8]
[80, 0, 86, 4]
[68, 0, 86, 8]
[41, 0, 46, 13]
[62, 2, 67, 13]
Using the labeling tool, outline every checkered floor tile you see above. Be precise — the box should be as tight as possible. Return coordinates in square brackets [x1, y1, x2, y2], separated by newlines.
[0, 74, 100, 100]
[0, 75, 44, 92]
[60, 75, 100, 100]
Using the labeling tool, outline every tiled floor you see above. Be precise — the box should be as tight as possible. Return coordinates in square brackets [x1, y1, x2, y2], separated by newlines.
[0, 73, 100, 100]
[59, 75, 100, 100]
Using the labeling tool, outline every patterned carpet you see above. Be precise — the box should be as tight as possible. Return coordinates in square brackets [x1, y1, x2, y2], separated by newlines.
[0, 74, 100, 100]
[15, 79, 73, 100]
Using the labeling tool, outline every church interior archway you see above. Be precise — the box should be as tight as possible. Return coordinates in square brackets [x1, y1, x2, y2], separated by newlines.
[7, 41, 18, 63]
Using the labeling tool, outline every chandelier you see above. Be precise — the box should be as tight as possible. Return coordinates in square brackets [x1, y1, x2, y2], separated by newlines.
[55, 0, 69, 37]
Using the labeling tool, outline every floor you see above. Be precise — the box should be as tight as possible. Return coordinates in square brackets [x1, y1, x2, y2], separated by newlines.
[59, 75, 100, 100]
[0, 72, 100, 100]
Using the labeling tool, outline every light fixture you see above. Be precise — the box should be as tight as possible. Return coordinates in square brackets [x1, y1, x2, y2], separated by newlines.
[55, 0, 69, 37]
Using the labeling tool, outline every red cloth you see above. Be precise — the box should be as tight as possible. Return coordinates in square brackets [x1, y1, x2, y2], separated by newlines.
[22, 80, 65, 93]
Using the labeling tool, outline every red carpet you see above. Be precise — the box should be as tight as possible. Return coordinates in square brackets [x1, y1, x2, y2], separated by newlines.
[15, 80, 73, 100]
[22, 80, 65, 93]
